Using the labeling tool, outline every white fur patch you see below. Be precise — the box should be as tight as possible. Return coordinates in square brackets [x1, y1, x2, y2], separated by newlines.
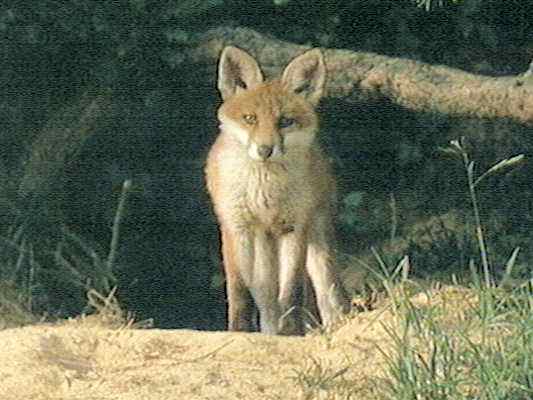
[248, 142, 262, 161]
[219, 116, 250, 146]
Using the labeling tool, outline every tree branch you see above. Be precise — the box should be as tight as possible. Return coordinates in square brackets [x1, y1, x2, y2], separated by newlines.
[184, 27, 533, 125]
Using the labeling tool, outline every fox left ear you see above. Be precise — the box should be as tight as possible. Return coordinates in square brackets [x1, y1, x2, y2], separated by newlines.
[281, 49, 326, 106]
[218, 46, 264, 100]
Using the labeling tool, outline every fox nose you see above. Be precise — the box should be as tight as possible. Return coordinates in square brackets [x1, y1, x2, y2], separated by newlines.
[257, 145, 273, 160]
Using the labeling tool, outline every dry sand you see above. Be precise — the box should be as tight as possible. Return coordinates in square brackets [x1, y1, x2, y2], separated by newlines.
[0, 287, 472, 400]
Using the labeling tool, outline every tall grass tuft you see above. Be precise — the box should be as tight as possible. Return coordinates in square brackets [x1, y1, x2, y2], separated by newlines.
[376, 139, 531, 400]
[0, 179, 133, 326]
[378, 281, 532, 400]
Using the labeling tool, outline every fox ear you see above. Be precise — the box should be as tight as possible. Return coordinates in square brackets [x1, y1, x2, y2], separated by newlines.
[218, 46, 264, 100]
[281, 49, 326, 106]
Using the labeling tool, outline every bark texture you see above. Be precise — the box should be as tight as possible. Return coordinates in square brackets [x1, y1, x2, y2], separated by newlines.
[184, 27, 533, 124]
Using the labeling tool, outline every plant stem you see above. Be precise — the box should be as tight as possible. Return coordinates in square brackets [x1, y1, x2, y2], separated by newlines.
[107, 179, 132, 276]
[462, 152, 491, 287]
[389, 192, 398, 244]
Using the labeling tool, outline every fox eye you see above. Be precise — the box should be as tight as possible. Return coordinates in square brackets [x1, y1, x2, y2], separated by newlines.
[242, 114, 257, 125]
[278, 116, 297, 129]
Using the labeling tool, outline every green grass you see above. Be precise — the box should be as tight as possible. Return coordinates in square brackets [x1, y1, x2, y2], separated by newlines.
[376, 281, 532, 400]
[375, 138, 531, 400]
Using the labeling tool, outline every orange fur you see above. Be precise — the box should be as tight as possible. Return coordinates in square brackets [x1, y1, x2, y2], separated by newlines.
[206, 46, 349, 335]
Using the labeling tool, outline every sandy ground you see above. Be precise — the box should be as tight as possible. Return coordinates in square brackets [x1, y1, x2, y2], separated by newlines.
[0, 287, 472, 400]
[0, 310, 396, 400]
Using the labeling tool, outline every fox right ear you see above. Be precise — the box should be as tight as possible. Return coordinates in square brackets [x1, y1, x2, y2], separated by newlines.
[281, 49, 326, 106]
[218, 46, 264, 100]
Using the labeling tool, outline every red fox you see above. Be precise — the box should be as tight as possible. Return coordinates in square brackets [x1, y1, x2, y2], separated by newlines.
[205, 46, 350, 335]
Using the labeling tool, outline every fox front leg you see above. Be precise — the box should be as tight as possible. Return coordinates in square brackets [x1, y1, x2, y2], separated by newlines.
[221, 228, 256, 331]
[277, 227, 308, 335]
[306, 216, 350, 327]
[251, 230, 283, 334]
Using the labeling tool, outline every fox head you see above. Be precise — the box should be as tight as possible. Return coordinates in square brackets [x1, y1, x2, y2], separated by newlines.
[217, 46, 326, 162]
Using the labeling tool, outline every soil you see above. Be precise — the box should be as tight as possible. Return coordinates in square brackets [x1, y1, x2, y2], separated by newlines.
[0, 287, 469, 400]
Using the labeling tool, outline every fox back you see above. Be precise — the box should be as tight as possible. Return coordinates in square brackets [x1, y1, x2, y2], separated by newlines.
[206, 46, 349, 335]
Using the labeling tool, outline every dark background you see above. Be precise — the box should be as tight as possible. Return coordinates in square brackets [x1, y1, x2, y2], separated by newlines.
[1, 0, 532, 330]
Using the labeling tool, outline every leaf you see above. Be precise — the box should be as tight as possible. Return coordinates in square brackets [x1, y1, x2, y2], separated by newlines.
[500, 247, 520, 288]
[398, 256, 411, 282]
[474, 154, 525, 187]
[486, 154, 525, 175]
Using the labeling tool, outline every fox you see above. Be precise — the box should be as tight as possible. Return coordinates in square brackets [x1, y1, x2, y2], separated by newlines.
[205, 46, 350, 335]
